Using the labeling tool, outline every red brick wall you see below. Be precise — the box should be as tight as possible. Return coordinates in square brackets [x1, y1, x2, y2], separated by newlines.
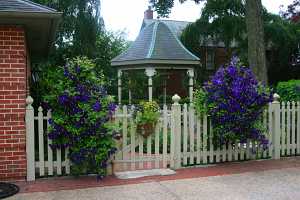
[0, 26, 27, 181]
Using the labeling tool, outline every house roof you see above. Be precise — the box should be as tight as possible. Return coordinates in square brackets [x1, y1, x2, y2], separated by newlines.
[0, 0, 57, 13]
[111, 20, 200, 68]
[0, 0, 61, 59]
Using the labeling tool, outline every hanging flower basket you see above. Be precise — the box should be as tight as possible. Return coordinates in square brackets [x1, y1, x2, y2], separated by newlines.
[135, 101, 160, 138]
[137, 123, 155, 138]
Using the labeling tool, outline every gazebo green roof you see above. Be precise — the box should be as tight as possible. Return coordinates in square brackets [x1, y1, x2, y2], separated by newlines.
[111, 20, 200, 68]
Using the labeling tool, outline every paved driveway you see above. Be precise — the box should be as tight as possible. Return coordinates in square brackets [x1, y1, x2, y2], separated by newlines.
[8, 167, 300, 200]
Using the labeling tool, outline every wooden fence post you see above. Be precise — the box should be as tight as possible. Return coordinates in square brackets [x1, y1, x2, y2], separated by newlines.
[272, 93, 281, 160]
[171, 94, 181, 169]
[26, 96, 35, 181]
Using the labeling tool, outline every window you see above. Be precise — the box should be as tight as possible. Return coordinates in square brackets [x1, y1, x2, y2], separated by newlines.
[206, 49, 215, 70]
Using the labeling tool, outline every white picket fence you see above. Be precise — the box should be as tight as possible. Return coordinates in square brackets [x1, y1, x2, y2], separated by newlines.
[26, 97, 70, 181]
[112, 95, 300, 172]
[25, 95, 300, 181]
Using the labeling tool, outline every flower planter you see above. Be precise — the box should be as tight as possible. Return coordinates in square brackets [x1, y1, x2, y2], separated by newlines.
[137, 123, 155, 138]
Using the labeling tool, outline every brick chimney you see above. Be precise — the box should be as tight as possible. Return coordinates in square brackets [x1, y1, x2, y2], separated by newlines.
[144, 6, 153, 20]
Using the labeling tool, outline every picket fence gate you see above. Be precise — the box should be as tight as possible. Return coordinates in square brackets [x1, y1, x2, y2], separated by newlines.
[25, 94, 300, 181]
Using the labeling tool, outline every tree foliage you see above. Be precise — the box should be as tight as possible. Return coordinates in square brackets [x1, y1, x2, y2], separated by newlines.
[180, 0, 246, 55]
[276, 80, 300, 102]
[281, 0, 300, 20]
[150, 0, 268, 83]
[150, 0, 202, 17]
[179, 0, 300, 85]
[32, 0, 103, 58]
[30, 0, 129, 106]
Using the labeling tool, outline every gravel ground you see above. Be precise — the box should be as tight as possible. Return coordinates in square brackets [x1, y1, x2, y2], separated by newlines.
[8, 167, 300, 200]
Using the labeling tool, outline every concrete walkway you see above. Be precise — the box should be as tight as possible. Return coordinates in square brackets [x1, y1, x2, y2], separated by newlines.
[8, 167, 300, 200]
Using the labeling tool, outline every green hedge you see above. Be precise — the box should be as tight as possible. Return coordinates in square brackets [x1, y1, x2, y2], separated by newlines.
[276, 80, 300, 102]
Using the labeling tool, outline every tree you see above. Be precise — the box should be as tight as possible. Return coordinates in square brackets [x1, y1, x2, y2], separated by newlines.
[150, 0, 268, 83]
[29, 1, 129, 106]
[245, 0, 267, 83]
[281, 0, 300, 20]
[32, 0, 103, 60]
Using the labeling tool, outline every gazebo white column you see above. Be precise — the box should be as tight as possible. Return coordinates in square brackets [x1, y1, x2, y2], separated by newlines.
[187, 69, 195, 103]
[128, 79, 132, 105]
[117, 70, 122, 105]
[145, 68, 156, 101]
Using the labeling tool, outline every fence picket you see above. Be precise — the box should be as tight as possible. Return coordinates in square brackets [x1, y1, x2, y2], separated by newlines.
[203, 115, 208, 164]
[263, 109, 267, 158]
[246, 141, 251, 160]
[38, 106, 45, 176]
[228, 143, 233, 162]
[292, 102, 296, 155]
[287, 102, 291, 155]
[196, 117, 201, 164]
[138, 134, 143, 169]
[222, 144, 226, 162]
[281, 102, 286, 156]
[183, 104, 188, 165]
[147, 133, 152, 169]
[215, 143, 220, 163]
[174, 103, 181, 169]
[209, 121, 214, 163]
[240, 143, 245, 161]
[46, 110, 53, 176]
[234, 141, 238, 161]
[268, 103, 273, 157]
[65, 148, 70, 174]
[122, 106, 128, 161]
[154, 121, 160, 169]
[130, 116, 136, 170]
[189, 105, 195, 165]
[56, 149, 62, 175]
[170, 106, 175, 168]
[162, 105, 168, 168]
[297, 102, 300, 155]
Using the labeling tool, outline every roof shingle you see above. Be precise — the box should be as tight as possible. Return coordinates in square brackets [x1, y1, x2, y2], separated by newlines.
[111, 21, 200, 67]
[0, 0, 56, 13]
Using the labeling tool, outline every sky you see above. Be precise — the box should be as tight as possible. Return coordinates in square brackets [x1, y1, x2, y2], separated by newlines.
[102, 0, 294, 41]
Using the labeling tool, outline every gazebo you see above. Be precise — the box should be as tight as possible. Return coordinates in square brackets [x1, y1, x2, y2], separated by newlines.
[111, 20, 200, 104]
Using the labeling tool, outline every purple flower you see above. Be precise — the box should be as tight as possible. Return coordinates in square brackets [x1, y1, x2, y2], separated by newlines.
[48, 119, 54, 125]
[201, 56, 272, 148]
[41, 102, 50, 110]
[92, 101, 102, 112]
[76, 84, 86, 94]
[64, 68, 70, 77]
[58, 93, 69, 105]
[108, 103, 117, 114]
[75, 65, 81, 73]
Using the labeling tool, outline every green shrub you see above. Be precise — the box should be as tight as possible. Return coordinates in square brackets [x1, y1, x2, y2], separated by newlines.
[194, 57, 272, 149]
[276, 80, 300, 102]
[44, 57, 120, 178]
